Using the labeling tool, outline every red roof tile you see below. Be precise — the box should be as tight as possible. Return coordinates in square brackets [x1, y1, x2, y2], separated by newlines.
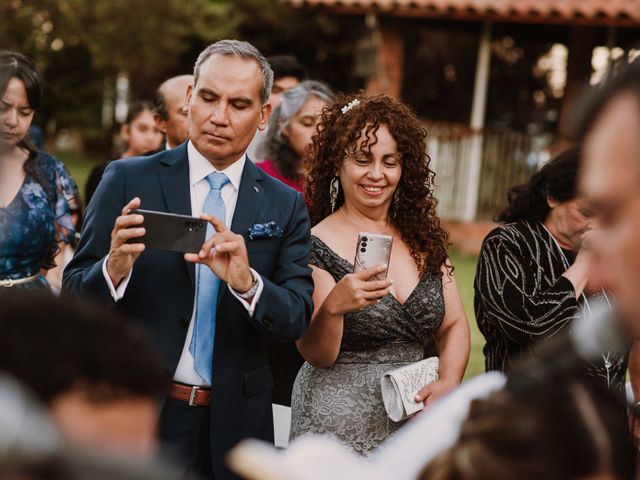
[286, 0, 640, 26]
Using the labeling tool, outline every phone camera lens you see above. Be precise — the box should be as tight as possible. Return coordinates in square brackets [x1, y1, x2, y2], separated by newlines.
[361, 242, 367, 248]
[360, 247, 366, 253]
[362, 236, 368, 242]
[198, 222, 204, 228]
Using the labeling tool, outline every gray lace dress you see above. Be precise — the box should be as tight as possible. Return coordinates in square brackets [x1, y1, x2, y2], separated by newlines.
[290, 236, 445, 454]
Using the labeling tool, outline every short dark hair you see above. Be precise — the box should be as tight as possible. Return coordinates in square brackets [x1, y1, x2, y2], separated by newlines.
[154, 90, 169, 121]
[573, 61, 640, 141]
[0, 292, 169, 404]
[495, 146, 581, 224]
[267, 55, 307, 82]
[125, 100, 155, 125]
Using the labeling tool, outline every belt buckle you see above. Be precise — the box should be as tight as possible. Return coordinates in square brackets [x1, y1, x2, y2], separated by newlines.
[188, 386, 199, 406]
[1, 279, 14, 288]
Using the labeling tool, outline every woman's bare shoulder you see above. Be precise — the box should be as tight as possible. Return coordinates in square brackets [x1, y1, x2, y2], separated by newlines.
[311, 213, 341, 240]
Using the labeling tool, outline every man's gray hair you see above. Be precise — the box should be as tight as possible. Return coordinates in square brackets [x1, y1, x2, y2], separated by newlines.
[193, 39, 274, 105]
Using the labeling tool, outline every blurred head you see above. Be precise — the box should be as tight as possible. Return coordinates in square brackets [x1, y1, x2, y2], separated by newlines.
[154, 74, 193, 149]
[262, 80, 334, 180]
[120, 100, 163, 157]
[0, 50, 40, 151]
[267, 55, 307, 110]
[306, 93, 450, 277]
[420, 376, 634, 480]
[576, 62, 640, 323]
[0, 292, 169, 459]
[187, 39, 273, 170]
[496, 146, 592, 250]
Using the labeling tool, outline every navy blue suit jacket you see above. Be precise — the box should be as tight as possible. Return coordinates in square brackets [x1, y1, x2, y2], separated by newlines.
[62, 143, 313, 478]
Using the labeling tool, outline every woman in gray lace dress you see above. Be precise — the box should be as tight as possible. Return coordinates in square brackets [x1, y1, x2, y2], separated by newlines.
[290, 94, 471, 454]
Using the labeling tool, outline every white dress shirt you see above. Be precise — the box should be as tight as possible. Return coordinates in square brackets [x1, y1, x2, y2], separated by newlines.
[102, 140, 264, 386]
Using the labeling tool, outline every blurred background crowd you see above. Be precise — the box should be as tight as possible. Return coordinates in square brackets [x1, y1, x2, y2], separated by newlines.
[3, 1, 640, 479]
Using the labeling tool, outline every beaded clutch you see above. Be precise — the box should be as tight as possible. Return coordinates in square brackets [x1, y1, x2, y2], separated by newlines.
[381, 357, 439, 422]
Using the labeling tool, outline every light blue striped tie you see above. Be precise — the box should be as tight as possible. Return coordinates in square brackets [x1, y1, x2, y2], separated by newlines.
[190, 171, 229, 383]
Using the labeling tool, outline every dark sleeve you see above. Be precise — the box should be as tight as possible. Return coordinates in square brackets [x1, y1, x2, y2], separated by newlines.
[308, 236, 332, 270]
[474, 232, 580, 345]
[247, 192, 314, 342]
[62, 161, 126, 304]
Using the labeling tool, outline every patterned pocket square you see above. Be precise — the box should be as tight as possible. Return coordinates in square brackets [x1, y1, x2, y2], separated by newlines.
[248, 221, 284, 240]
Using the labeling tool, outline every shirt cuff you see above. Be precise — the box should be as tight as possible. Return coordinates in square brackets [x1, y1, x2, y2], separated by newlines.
[228, 268, 263, 316]
[102, 255, 132, 302]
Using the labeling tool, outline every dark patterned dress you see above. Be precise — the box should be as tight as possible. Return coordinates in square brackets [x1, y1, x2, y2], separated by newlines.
[474, 220, 628, 402]
[290, 236, 445, 454]
[0, 152, 78, 291]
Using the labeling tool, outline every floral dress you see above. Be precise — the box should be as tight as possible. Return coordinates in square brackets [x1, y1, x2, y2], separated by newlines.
[290, 236, 445, 454]
[0, 152, 78, 290]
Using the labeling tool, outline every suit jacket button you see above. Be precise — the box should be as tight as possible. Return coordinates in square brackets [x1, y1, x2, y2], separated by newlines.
[262, 316, 273, 328]
[178, 318, 189, 329]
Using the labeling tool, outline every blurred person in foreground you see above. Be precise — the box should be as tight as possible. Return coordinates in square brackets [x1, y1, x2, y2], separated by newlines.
[63, 39, 313, 479]
[474, 146, 628, 404]
[576, 61, 640, 333]
[257, 80, 334, 195]
[154, 74, 193, 149]
[576, 63, 640, 451]
[85, 100, 163, 205]
[246, 54, 307, 162]
[0, 50, 78, 293]
[0, 291, 168, 458]
[290, 93, 470, 453]
[419, 373, 635, 480]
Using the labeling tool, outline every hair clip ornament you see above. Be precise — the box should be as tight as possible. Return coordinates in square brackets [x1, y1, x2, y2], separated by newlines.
[341, 99, 361, 114]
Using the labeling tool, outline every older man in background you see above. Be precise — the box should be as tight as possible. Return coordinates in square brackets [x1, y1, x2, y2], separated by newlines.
[154, 74, 193, 149]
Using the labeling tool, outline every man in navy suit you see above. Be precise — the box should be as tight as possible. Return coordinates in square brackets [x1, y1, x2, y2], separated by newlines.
[63, 40, 313, 479]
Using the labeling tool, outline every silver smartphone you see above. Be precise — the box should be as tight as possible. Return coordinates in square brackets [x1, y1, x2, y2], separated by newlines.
[353, 232, 393, 281]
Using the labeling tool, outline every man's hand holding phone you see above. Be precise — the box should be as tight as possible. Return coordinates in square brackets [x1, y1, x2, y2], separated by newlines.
[106, 197, 146, 287]
[184, 214, 254, 294]
[105, 203, 254, 294]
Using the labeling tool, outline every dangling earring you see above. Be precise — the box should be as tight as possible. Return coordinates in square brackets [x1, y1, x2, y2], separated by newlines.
[392, 188, 401, 218]
[330, 176, 340, 212]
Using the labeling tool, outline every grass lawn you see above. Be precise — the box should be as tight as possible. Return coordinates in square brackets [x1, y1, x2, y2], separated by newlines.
[56, 150, 103, 205]
[57, 151, 487, 379]
[449, 251, 484, 379]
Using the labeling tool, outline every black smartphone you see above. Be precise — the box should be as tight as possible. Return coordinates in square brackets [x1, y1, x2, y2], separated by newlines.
[353, 232, 393, 281]
[127, 209, 207, 253]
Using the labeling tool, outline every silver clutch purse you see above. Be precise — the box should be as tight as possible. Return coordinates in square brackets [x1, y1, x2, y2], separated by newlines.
[380, 357, 439, 422]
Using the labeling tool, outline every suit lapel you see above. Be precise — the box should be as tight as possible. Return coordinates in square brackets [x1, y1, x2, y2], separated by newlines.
[157, 144, 195, 288]
[231, 160, 264, 237]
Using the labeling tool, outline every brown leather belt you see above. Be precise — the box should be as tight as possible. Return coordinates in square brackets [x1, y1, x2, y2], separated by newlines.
[168, 382, 211, 407]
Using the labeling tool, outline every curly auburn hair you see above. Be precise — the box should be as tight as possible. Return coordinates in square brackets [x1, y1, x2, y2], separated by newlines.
[305, 92, 450, 277]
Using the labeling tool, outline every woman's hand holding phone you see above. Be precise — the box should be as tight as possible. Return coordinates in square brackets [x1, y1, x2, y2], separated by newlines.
[324, 265, 393, 315]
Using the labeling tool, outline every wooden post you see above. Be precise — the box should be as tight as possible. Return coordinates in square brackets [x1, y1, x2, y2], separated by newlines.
[557, 26, 599, 139]
[365, 19, 405, 98]
[463, 21, 492, 222]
